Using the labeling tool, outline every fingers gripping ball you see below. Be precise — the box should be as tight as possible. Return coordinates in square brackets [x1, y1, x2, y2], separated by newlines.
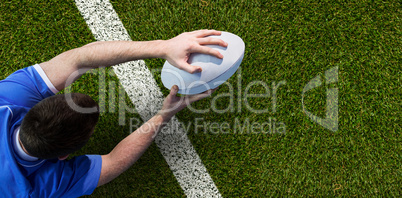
[161, 31, 245, 95]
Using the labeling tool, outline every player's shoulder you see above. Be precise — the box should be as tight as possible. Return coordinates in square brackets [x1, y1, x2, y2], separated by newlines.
[28, 155, 102, 197]
[0, 105, 18, 125]
[0, 105, 13, 115]
[0, 65, 57, 108]
[0, 65, 38, 92]
[0, 104, 30, 122]
[1, 64, 51, 88]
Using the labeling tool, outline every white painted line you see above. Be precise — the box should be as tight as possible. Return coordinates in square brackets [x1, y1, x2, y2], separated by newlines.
[74, 0, 222, 197]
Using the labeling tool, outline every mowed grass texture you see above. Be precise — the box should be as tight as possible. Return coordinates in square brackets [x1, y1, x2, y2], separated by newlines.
[1, 0, 401, 197]
[112, 0, 401, 197]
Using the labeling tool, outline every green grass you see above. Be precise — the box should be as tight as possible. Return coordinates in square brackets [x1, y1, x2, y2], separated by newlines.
[1, 0, 401, 197]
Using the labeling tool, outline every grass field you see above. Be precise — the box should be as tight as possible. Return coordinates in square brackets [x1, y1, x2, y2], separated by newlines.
[1, 0, 401, 197]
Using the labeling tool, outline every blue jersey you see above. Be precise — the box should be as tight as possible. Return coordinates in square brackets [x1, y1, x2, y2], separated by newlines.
[0, 65, 102, 197]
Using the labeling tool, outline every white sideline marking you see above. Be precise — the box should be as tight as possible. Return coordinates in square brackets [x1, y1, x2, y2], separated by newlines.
[74, 0, 222, 197]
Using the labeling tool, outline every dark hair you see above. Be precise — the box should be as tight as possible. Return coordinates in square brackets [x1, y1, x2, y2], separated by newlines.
[20, 93, 99, 159]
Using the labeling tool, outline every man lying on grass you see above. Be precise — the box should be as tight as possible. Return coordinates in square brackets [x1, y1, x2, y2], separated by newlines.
[0, 30, 227, 197]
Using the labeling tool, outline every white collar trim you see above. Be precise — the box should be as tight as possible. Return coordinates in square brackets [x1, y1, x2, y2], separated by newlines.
[33, 64, 59, 94]
[13, 127, 39, 162]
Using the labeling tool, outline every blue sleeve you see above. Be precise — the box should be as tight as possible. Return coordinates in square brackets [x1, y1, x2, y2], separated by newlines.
[0, 65, 57, 108]
[29, 155, 102, 198]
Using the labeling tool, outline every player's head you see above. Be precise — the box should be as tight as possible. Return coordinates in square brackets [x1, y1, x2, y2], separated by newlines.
[19, 93, 99, 159]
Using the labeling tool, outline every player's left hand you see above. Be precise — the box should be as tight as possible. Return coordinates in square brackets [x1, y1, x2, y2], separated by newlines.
[157, 85, 217, 121]
[162, 29, 228, 74]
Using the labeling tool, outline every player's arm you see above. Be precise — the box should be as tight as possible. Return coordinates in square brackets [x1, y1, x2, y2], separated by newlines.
[97, 85, 215, 187]
[39, 30, 227, 91]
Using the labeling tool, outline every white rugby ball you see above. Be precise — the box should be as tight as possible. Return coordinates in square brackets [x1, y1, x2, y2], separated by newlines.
[161, 31, 245, 95]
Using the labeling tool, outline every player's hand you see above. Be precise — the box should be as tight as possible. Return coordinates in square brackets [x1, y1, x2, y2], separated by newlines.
[162, 29, 228, 74]
[158, 85, 217, 121]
